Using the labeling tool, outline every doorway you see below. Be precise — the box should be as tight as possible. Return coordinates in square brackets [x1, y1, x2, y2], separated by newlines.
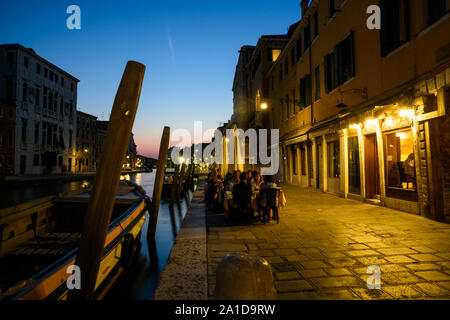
[364, 134, 380, 201]
[68, 158, 72, 172]
[316, 140, 323, 189]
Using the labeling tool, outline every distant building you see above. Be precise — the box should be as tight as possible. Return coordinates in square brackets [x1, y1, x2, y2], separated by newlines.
[0, 44, 79, 174]
[75, 111, 97, 172]
[123, 133, 137, 170]
[95, 120, 108, 167]
[0, 101, 16, 175]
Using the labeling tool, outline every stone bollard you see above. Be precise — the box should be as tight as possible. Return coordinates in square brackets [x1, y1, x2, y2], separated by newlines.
[214, 253, 277, 300]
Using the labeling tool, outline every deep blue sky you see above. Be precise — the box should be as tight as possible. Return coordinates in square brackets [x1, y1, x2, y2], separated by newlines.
[0, 0, 302, 157]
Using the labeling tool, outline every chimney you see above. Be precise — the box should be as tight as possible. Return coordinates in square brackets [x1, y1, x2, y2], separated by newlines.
[300, 0, 309, 18]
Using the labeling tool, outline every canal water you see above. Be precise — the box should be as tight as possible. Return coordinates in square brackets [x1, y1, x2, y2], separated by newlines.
[0, 172, 192, 300]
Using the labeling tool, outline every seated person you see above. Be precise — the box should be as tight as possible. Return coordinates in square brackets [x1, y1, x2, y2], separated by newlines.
[232, 172, 253, 222]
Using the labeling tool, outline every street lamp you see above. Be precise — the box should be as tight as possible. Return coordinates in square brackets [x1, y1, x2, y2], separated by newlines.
[260, 103, 268, 110]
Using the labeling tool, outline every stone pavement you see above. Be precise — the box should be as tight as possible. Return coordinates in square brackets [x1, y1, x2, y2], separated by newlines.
[206, 184, 450, 300]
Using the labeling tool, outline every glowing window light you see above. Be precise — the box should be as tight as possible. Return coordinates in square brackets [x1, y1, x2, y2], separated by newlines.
[365, 118, 378, 128]
[399, 109, 414, 119]
[349, 123, 361, 130]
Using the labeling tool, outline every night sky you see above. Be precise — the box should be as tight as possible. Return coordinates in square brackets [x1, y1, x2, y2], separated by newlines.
[0, 0, 304, 158]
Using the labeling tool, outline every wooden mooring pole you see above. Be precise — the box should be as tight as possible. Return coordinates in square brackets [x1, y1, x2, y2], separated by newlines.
[68, 61, 145, 300]
[148, 126, 170, 239]
[176, 163, 187, 198]
[169, 165, 180, 206]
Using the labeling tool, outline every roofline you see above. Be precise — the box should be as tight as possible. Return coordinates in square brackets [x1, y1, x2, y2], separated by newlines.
[0, 44, 80, 82]
[76, 110, 97, 119]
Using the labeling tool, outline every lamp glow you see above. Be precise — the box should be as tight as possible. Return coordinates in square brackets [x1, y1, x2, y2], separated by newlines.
[261, 103, 268, 110]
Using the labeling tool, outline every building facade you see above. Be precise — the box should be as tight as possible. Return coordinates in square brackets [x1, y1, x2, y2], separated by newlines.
[75, 111, 97, 172]
[0, 44, 79, 174]
[0, 101, 16, 176]
[228, 0, 450, 222]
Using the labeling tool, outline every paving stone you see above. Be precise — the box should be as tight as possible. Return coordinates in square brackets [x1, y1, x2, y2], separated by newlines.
[437, 261, 450, 269]
[257, 243, 279, 250]
[274, 248, 298, 256]
[325, 268, 353, 276]
[377, 248, 418, 256]
[410, 246, 436, 253]
[265, 256, 284, 264]
[327, 257, 359, 267]
[355, 256, 388, 265]
[377, 272, 421, 285]
[284, 254, 309, 262]
[408, 254, 444, 262]
[298, 269, 327, 278]
[380, 264, 409, 273]
[313, 276, 363, 289]
[301, 260, 330, 269]
[415, 283, 450, 296]
[381, 285, 423, 299]
[209, 243, 248, 252]
[309, 289, 360, 300]
[274, 271, 302, 281]
[352, 288, 393, 300]
[404, 263, 442, 271]
[436, 282, 450, 291]
[436, 253, 450, 260]
[275, 280, 314, 292]
[385, 255, 416, 264]
[415, 271, 450, 282]
[345, 250, 380, 257]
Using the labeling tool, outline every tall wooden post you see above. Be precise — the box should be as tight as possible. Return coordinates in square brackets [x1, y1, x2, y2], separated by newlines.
[68, 61, 145, 300]
[170, 165, 180, 205]
[177, 163, 187, 198]
[148, 126, 170, 239]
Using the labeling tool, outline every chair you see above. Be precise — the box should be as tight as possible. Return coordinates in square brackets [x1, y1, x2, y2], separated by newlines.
[259, 188, 280, 224]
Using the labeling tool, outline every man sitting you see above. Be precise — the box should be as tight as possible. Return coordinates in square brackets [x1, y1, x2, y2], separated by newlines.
[232, 172, 253, 224]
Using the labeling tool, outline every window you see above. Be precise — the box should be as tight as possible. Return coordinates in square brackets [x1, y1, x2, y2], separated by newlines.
[6, 52, 13, 64]
[44, 68, 48, 78]
[69, 130, 73, 148]
[295, 36, 302, 61]
[314, 10, 319, 38]
[286, 94, 290, 118]
[9, 109, 14, 120]
[36, 63, 41, 74]
[285, 57, 289, 75]
[348, 136, 360, 194]
[21, 118, 27, 143]
[61, 77, 65, 86]
[8, 128, 14, 147]
[6, 76, 13, 101]
[315, 66, 321, 101]
[292, 88, 296, 115]
[327, 140, 340, 178]
[279, 65, 283, 81]
[292, 147, 298, 175]
[291, 47, 295, 66]
[24, 56, 28, 68]
[34, 122, 39, 144]
[35, 88, 40, 106]
[385, 130, 416, 191]
[427, 0, 447, 26]
[49, 71, 54, 81]
[271, 49, 281, 62]
[301, 146, 306, 175]
[299, 75, 311, 108]
[22, 82, 28, 101]
[33, 154, 39, 166]
[324, 31, 355, 92]
[380, 0, 410, 56]
[55, 74, 59, 83]
[303, 22, 311, 52]
[329, 0, 336, 18]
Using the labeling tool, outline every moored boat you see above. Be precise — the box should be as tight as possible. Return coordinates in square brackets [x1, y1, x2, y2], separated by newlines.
[0, 180, 149, 300]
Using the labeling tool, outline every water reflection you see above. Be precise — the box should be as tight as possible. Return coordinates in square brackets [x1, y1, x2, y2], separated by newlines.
[1, 172, 193, 300]
[105, 172, 193, 300]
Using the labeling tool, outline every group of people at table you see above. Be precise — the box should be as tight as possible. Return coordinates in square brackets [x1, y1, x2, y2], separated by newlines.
[205, 168, 286, 224]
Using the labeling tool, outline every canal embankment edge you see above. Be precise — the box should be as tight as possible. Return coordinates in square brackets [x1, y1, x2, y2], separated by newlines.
[152, 178, 208, 300]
